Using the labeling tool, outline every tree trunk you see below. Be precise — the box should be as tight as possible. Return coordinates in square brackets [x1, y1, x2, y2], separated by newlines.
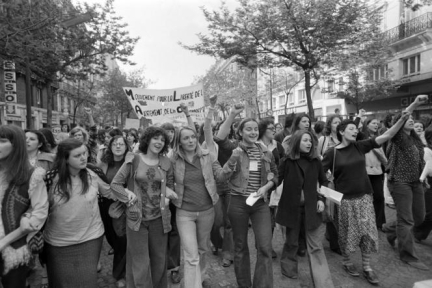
[73, 105, 78, 125]
[25, 58, 33, 129]
[46, 79, 52, 128]
[304, 70, 315, 120]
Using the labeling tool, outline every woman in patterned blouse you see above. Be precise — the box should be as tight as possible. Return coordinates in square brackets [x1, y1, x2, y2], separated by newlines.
[383, 95, 430, 271]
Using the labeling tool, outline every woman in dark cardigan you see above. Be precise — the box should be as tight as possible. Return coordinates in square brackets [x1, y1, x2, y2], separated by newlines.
[276, 130, 334, 287]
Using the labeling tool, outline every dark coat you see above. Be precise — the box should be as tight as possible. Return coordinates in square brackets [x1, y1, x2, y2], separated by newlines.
[276, 156, 328, 230]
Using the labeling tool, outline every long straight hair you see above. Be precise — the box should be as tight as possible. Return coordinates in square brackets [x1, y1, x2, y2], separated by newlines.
[54, 138, 90, 202]
[173, 126, 198, 154]
[286, 130, 319, 160]
[0, 125, 32, 185]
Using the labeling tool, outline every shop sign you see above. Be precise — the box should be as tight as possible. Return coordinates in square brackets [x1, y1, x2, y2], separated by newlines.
[3, 60, 17, 115]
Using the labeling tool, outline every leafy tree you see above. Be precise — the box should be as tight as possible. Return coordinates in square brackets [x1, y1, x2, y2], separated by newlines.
[333, 32, 398, 113]
[95, 67, 152, 128]
[194, 59, 258, 119]
[404, 0, 432, 11]
[0, 0, 139, 127]
[181, 0, 383, 119]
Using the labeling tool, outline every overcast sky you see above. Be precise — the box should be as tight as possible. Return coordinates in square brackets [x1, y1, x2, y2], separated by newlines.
[76, 0, 238, 89]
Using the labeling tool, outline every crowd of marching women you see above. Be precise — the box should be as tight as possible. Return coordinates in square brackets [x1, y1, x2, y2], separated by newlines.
[0, 94, 430, 288]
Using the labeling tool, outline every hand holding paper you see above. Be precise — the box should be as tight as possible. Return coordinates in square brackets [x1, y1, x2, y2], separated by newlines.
[319, 186, 343, 205]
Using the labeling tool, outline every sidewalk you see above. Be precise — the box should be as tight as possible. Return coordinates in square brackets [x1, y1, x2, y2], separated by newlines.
[28, 206, 432, 288]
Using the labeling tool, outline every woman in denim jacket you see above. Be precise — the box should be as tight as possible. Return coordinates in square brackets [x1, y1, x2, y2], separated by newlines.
[111, 127, 177, 288]
[221, 117, 278, 288]
[170, 118, 228, 288]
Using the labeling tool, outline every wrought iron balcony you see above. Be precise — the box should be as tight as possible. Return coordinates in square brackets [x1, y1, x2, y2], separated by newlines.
[382, 12, 432, 44]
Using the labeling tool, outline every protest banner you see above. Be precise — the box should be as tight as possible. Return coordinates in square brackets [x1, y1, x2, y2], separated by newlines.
[123, 84, 205, 124]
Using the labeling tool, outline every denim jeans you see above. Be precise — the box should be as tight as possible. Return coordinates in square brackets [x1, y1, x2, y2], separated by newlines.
[176, 207, 214, 288]
[228, 195, 273, 288]
[384, 181, 425, 262]
[281, 208, 334, 288]
[369, 174, 386, 229]
[414, 182, 432, 240]
[167, 203, 181, 270]
[126, 217, 168, 288]
[210, 194, 234, 261]
[0, 261, 29, 288]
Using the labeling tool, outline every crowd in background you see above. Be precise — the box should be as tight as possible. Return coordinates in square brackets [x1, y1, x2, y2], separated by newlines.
[0, 95, 430, 288]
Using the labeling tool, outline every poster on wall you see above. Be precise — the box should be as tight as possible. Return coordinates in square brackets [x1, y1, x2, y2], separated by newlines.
[123, 84, 205, 125]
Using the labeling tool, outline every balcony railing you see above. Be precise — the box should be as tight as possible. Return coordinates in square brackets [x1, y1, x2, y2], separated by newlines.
[382, 12, 432, 44]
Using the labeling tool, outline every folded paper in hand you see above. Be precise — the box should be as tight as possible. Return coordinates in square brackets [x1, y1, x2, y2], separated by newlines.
[319, 186, 343, 205]
[246, 192, 259, 206]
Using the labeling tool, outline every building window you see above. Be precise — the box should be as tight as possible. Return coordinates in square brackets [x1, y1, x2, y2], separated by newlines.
[374, 64, 388, 80]
[288, 93, 294, 105]
[338, 77, 345, 91]
[326, 79, 335, 93]
[279, 95, 285, 108]
[402, 55, 420, 76]
[298, 89, 306, 104]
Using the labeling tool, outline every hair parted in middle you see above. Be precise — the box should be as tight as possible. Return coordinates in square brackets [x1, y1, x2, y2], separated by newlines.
[324, 114, 342, 136]
[285, 130, 319, 160]
[173, 126, 198, 154]
[101, 135, 130, 165]
[54, 138, 90, 202]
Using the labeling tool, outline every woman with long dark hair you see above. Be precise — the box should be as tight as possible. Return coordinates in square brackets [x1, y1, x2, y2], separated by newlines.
[126, 130, 139, 152]
[0, 125, 48, 288]
[282, 114, 315, 153]
[282, 113, 314, 256]
[359, 118, 388, 230]
[111, 127, 177, 288]
[317, 114, 342, 255]
[277, 130, 333, 287]
[43, 139, 134, 287]
[383, 95, 430, 271]
[98, 135, 129, 287]
[39, 128, 58, 154]
[25, 129, 56, 171]
[322, 112, 413, 285]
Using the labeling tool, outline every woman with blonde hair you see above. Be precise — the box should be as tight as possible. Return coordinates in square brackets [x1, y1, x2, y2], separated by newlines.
[170, 122, 226, 288]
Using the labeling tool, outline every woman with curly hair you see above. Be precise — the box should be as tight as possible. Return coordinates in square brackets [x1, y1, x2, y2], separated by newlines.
[111, 127, 177, 288]
[25, 129, 56, 171]
[0, 125, 48, 288]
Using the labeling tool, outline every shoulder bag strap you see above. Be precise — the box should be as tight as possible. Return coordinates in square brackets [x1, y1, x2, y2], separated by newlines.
[159, 165, 167, 211]
[332, 147, 336, 175]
